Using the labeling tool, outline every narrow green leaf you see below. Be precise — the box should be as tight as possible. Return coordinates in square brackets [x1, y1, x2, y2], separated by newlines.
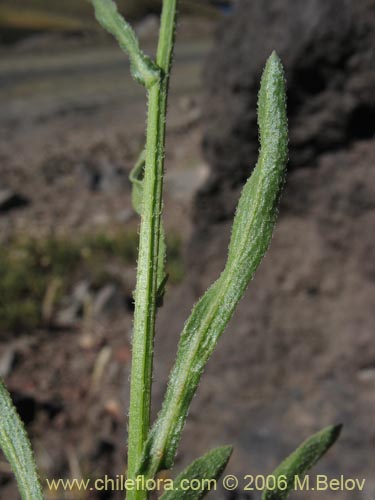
[0, 379, 44, 500]
[129, 149, 146, 216]
[160, 445, 233, 500]
[129, 149, 168, 303]
[155, 224, 168, 305]
[139, 51, 288, 478]
[262, 424, 342, 500]
[89, 0, 160, 88]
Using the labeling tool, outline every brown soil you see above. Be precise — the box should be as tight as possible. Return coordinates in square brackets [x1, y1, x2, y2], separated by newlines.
[0, 21, 212, 500]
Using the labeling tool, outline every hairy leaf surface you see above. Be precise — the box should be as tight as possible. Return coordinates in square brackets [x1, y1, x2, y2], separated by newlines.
[160, 445, 232, 500]
[0, 380, 44, 500]
[139, 51, 288, 477]
[262, 424, 342, 500]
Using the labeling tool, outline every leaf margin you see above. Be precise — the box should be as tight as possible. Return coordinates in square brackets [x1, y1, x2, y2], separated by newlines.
[262, 424, 342, 500]
[0, 379, 44, 500]
[160, 445, 233, 500]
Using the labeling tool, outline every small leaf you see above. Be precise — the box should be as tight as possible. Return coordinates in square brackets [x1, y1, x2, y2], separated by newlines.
[130, 149, 168, 303]
[155, 224, 168, 304]
[160, 445, 233, 500]
[89, 0, 160, 88]
[129, 149, 146, 216]
[0, 379, 44, 500]
[139, 51, 288, 478]
[262, 424, 342, 500]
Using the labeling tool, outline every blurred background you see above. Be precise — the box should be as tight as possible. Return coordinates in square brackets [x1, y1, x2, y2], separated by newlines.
[0, 1, 373, 499]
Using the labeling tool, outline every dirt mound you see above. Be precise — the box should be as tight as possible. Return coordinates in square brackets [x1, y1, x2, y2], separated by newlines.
[196, 0, 374, 225]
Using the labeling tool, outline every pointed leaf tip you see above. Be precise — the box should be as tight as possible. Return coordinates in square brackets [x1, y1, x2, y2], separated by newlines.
[0, 380, 44, 500]
[262, 424, 342, 500]
[160, 445, 233, 500]
[139, 53, 288, 478]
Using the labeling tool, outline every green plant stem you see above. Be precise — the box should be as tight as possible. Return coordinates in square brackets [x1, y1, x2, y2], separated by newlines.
[127, 2, 178, 500]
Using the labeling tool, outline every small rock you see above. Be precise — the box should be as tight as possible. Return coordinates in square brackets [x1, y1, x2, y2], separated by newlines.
[78, 334, 96, 350]
[165, 163, 209, 202]
[135, 15, 159, 40]
[73, 280, 92, 303]
[0, 348, 16, 378]
[357, 367, 375, 383]
[123, 268, 137, 292]
[0, 188, 29, 213]
[98, 160, 128, 194]
[78, 160, 128, 193]
[91, 346, 112, 389]
[56, 280, 92, 326]
[56, 303, 81, 327]
[0, 338, 35, 377]
[114, 345, 131, 364]
[93, 284, 124, 318]
[12, 391, 37, 425]
[104, 399, 122, 421]
[116, 208, 134, 223]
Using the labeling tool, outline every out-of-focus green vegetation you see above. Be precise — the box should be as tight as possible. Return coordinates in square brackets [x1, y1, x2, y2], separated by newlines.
[0, 0, 219, 33]
[0, 231, 183, 332]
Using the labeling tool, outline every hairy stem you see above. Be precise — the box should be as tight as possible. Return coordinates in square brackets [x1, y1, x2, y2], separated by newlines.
[138, 52, 288, 480]
[127, 2, 178, 499]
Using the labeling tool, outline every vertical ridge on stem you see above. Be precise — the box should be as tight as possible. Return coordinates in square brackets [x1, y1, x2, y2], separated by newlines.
[127, 2, 179, 500]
